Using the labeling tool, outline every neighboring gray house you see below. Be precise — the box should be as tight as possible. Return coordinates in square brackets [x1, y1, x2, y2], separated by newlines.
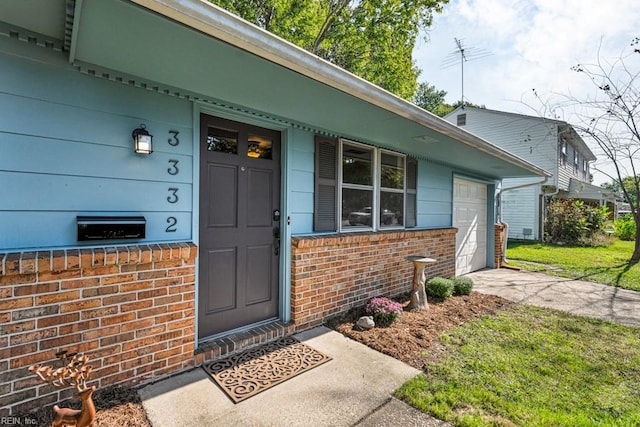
[445, 106, 615, 240]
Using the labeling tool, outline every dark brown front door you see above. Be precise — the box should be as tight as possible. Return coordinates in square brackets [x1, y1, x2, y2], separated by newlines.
[198, 114, 281, 339]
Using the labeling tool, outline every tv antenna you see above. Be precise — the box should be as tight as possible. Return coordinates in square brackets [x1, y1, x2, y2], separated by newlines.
[441, 38, 492, 107]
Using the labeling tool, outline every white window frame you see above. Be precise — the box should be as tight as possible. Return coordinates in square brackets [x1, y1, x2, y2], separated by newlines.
[338, 139, 406, 232]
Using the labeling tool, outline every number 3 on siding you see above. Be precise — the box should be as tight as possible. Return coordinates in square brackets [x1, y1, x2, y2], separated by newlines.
[166, 217, 177, 232]
[168, 130, 180, 146]
[167, 159, 179, 175]
[167, 188, 179, 204]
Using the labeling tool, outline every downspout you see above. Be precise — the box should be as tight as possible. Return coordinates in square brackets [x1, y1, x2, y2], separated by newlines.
[497, 177, 549, 265]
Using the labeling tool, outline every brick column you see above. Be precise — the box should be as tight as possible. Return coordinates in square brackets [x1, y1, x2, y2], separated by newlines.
[494, 223, 506, 268]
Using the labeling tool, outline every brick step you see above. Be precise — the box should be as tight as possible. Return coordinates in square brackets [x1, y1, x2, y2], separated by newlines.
[194, 321, 295, 365]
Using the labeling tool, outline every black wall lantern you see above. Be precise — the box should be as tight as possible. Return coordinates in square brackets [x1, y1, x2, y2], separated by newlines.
[132, 124, 153, 154]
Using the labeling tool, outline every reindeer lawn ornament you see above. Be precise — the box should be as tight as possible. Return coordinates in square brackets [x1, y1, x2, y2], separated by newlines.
[29, 351, 96, 427]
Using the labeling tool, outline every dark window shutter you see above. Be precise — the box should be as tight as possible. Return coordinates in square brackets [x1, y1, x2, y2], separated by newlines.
[314, 135, 338, 232]
[405, 157, 417, 228]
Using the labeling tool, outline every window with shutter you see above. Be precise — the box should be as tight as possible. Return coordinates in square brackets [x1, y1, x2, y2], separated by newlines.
[314, 136, 417, 232]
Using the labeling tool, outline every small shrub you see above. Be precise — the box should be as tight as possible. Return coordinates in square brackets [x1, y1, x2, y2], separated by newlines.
[425, 277, 454, 299]
[615, 214, 636, 241]
[365, 297, 403, 326]
[451, 276, 474, 295]
[545, 199, 610, 246]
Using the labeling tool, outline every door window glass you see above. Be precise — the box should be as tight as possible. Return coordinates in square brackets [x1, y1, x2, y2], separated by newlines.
[207, 127, 238, 154]
[247, 135, 273, 159]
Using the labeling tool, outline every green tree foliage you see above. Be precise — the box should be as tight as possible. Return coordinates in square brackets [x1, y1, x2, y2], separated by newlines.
[208, 0, 448, 100]
[602, 176, 639, 205]
[614, 214, 636, 241]
[413, 82, 486, 116]
[545, 199, 610, 246]
[413, 82, 452, 116]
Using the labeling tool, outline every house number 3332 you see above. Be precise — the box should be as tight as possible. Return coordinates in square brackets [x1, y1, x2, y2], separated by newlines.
[166, 130, 180, 232]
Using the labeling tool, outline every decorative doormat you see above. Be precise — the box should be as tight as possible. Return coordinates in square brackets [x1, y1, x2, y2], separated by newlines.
[202, 336, 332, 403]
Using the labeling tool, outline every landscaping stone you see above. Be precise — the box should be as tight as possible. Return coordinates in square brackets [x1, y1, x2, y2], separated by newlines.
[356, 316, 375, 330]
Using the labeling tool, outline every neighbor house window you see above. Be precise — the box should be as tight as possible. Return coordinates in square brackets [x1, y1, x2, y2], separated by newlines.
[560, 140, 567, 164]
[574, 149, 579, 172]
[583, 159, 588, 173]
[457, 114, 466, 126]
[314, 136, 416, 232]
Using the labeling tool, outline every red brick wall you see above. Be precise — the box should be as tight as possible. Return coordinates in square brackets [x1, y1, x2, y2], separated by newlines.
[0, 242, 196, 416]
[494, 223, 506, 268]
[290, 228, 456, 329]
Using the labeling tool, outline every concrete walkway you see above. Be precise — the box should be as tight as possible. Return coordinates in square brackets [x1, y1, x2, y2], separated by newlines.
[467, 268, 640, 327]
[140, 326, 449, 427]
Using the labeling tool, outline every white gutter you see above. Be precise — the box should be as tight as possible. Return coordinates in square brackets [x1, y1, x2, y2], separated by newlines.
[497, 177, 549, 223]
[130, 0, 550, 179]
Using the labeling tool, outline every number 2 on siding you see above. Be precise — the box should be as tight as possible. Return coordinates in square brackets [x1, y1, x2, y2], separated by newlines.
[166, 217, 177, 232]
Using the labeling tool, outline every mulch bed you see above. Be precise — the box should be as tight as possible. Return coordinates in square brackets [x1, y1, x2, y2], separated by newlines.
[326, 292, 514, 369]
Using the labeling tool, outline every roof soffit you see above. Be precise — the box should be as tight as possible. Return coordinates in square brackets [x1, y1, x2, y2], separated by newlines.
[65, 0, 549, 179]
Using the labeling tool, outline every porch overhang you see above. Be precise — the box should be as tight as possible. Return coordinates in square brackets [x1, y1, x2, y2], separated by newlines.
[568, 178, 617, 203]
[5, 0, 550, 180]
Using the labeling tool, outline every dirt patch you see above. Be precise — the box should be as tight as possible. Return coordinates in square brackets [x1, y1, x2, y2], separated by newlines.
[327, 292, 514, 369]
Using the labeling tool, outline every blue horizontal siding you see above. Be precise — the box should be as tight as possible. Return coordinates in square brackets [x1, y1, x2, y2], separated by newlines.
[1, 172, 192, 211]
[417, 161, 453, 228]
[289, 213, 313, 234]
[0, 51, 193, 251]
[0, 134, 192, 183]
[0, 51, 192, 126]
[288, 129, 315, 235]
[290, 170, 314, 193]
[0, 92, 193, 156]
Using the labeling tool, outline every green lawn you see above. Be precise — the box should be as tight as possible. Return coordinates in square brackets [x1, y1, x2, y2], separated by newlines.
[396, 305, 640, 427]
[506, 239, 640, 291]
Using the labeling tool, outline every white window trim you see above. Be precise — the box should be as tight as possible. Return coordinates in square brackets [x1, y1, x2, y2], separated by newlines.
[338, 139, 406, 232]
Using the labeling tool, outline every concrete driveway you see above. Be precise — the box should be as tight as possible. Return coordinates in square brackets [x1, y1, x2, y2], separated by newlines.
[466, 268, 640, 327]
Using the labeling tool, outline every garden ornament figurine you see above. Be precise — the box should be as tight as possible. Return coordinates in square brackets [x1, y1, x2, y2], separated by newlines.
[29, 351, 97, 427]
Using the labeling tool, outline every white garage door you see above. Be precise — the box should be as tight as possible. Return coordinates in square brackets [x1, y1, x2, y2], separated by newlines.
[453, 178, 487, 275]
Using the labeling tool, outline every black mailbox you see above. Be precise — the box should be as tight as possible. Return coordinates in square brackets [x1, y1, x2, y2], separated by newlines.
[77, 216, 146, 241]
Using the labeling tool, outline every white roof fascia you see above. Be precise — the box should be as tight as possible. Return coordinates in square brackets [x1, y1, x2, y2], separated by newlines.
[129, 0, 550, 178]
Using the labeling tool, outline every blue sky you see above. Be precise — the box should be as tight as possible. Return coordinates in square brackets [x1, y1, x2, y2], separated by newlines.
[414, 0, 639, 114]
[413, 0, 640, 185]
